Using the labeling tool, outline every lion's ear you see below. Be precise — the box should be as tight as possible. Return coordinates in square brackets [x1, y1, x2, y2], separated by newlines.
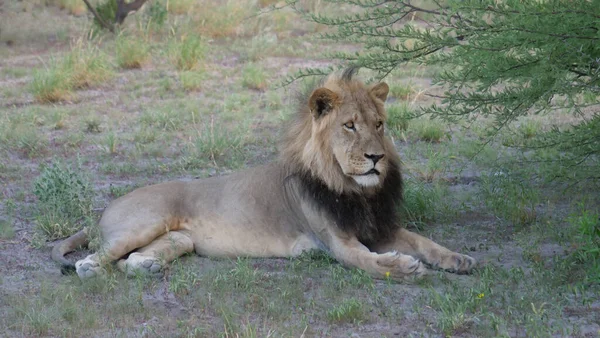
[369, 82, 389, 102]
[308, 88, 339, 119]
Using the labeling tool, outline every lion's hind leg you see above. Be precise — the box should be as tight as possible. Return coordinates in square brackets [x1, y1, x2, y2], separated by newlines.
[117, 230, 194, 276]
[373, 228, 476, 274]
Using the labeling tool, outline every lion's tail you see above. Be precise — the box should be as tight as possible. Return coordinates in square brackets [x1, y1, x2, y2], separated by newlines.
[52, 229, 89, 274]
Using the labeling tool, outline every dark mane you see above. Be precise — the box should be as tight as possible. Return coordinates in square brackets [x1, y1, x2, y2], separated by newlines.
[295, 160, 403, 245]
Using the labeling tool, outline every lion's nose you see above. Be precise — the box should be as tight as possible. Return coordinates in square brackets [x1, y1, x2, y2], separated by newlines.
[364, 153, 384, 165]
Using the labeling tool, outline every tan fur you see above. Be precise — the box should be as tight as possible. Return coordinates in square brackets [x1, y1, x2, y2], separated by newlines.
[53, 70, 476, 281]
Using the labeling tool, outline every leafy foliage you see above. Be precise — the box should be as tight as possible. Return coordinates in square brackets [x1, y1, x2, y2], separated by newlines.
[289, 0, 600, 181]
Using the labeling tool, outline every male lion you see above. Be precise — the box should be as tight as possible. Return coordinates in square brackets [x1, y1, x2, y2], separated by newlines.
[53, 68, 476, 281]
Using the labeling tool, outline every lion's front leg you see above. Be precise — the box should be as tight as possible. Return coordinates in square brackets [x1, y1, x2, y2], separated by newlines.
[372, 228, 476, 274]
[326, 233, 427, 281]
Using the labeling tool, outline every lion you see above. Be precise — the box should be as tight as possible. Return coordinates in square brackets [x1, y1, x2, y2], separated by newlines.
[52, 68, 476, 281]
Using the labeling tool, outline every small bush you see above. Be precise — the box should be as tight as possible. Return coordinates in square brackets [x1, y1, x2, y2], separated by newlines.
[115, 34, 150, 69]
[33, 160, 94, 241]
[170, 36, 206, 71]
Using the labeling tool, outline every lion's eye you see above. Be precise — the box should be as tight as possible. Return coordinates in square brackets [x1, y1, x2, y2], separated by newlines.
[376, 121, 383, 129]
[343, 122, 355, 130]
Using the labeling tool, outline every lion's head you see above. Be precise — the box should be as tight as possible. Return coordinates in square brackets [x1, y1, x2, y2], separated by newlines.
[282, 68, 400, 194]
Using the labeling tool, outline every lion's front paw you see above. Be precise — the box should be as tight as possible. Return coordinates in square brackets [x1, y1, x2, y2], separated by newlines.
[376, 251, 426, 281]
[119, 253, 163, 277]
[442, 253, 477, 274]
[75, 256, 105, 279]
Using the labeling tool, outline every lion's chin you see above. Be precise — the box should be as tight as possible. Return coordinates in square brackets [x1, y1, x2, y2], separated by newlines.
[352, 174, 380, 187]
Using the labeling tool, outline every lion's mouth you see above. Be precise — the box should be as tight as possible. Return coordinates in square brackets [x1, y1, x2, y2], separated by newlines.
[359, 169, 380, 176]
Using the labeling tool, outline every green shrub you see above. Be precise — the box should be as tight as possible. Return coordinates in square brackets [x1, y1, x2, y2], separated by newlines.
[170, 36, 206, 71]
[33, 160, 94, 241]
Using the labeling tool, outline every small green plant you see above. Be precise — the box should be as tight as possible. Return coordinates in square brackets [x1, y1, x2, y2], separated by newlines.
[33, 160, 94, 241]
[241, 63, 267, 90]
[170, 36, 206, 71]
[179, 70, 204, 91]
[102, 131, 119, 154]
[115, 34, 150, 69]
[518, 120, 541, 139]
[84, 116, 102, 133]
[326, 298, 366, 323]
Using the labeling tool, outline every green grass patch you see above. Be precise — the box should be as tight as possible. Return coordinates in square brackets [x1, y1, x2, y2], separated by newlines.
[0, 219, 15, 239]
[179, 70, 205, 91]
[386, 103, 411, 137]
[115, 34, 150, 69]
[326, 298, 366, 323]
[400, 179, 443, 228]
[389, 83, 415, 100]
[478, 172, 539, 227]
[411, 118, 446, 143]
[241, 63, 267, 91]
[30, 42, 112, 103]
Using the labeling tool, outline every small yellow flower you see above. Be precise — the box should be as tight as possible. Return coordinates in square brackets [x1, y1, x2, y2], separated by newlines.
[385, 271, 391, 278]
[477, 293, 485, 299]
